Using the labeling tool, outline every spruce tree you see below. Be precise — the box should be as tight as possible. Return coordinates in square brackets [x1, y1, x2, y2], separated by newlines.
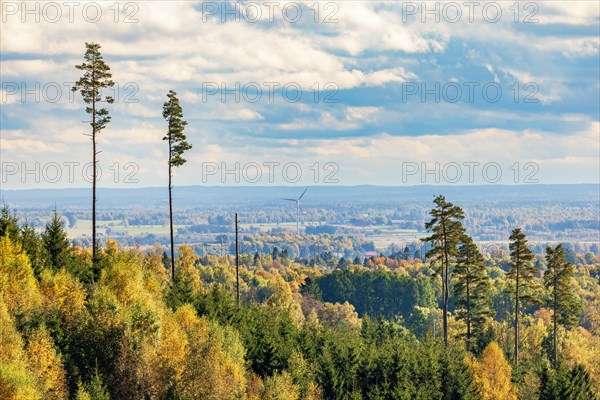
[506, 228, 541, 365]
[539, 364, 598, 400]
[453, 234, 493, 353]
[0, 204, 19, 238]
[163, 90, 192, 282]
[422, 195, 465, 346]
[21, 220, 44, 278]
[41, 211, 70, 271]
[72, 42, 114, 265]
[544, 243, 581, 366]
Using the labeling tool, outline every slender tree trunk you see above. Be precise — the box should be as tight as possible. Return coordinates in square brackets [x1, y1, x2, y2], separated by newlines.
[92, 96, 97, 265]
[235, 213, 240, 306]
[553, 281, 557, 366]
[444, 257, 449, 346]
[442, 220, 448, 346]
[168, 145, 175, 283]
[515, 256, 520, 365]
[466, 264, 471, 353]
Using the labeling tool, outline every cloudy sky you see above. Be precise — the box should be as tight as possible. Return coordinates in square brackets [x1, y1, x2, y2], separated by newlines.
[1, 1, 599, 188]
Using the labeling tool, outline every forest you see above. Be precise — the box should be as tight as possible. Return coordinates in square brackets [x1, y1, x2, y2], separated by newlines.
[1, 197, 599, 400]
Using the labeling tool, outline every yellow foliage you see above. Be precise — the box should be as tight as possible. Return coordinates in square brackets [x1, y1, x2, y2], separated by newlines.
[260, 371, 300, 400]
[155, 313, 188, 396]
[0, 299, 26, 366]
[302, 382, 323, 400]
[0, 235, 41, 315]
[173, 303, 200, 331]
[562, 327, 600, 392]
[100, 256, 165, 316]
[317, 301, 361, 330]
[266, 276, 293, 310]
[179, 315, 247, 400]
[143, 244, 170, 288]
[519, 315, 548, 365]
[467, 342, 517, 400]
[0, 363, 42, 400]
[176, 245, 203, 295]
[40, 269, 86, 326]
[583, 299, 600, 335]
[0, 299, 42, 400]
[26, 326, 67, 400]
[75, 383, 91, 400]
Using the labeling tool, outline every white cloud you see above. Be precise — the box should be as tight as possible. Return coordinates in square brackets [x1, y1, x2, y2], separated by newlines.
[1, 1, 598, 188]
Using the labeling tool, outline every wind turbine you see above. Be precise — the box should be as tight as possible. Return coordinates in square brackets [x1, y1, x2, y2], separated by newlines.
[282, 187, 308, 234]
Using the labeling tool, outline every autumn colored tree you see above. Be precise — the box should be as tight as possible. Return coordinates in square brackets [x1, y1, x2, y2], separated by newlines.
[544, 244, 581, 366]
[72, 42, 114, 265]
[453, 234, 493, 352]
[39, 269, 86, 327]
[506, 228, 540, 364]
[422, 195, 465, 345]
[0, 235, 41, 315]
[0, 297, 43, 400]
[466, 342, 517, 400]
[163, 90, 192, 282]
[26, 326, 67, 400]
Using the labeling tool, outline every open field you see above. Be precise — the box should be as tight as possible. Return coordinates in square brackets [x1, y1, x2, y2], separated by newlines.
[67, 219, 183, 239]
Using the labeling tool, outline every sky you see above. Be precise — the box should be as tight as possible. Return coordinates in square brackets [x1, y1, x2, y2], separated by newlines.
[1, 1, 599, 188]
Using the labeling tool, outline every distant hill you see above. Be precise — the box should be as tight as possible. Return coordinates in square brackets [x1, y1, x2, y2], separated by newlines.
[1, 184, 598, 209]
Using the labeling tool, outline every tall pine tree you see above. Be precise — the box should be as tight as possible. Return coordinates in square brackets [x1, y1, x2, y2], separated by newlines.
[72, 42, 114, 265]
[544, 243, 581, 366]
[163, 90, 192, 282]
[506, 228, 541, 365]
[453, 234, 493, 353]
[422, 195, 465, 346]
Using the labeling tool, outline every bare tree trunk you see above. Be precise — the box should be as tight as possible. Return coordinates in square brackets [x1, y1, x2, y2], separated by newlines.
[515, 256, 520, 365]
[442, 221, 448, 346]
[169, 148, 175, 283]
[444, 259, 448, 346]
[92, 98, 97, 265]
[235, 213, 240, 306]
[466, 265, 471, 353]
[553, 282, 557, 366]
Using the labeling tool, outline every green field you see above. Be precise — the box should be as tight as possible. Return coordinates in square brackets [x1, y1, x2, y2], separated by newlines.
[67, 219, 181, 239]
[68, 219, 423, 251]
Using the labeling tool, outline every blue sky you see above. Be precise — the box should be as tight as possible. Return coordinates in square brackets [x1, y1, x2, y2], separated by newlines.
[1, 1, 599, 188]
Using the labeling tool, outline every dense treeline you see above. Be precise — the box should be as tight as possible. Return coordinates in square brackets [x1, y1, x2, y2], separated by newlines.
[314, 268, 436, 321]
[1, 202, 599, 399]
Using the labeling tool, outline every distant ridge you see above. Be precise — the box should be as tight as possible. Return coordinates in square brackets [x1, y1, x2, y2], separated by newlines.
[1, 184, 598, 209]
